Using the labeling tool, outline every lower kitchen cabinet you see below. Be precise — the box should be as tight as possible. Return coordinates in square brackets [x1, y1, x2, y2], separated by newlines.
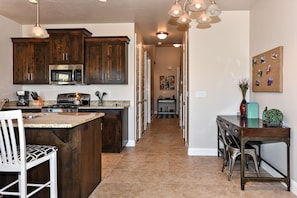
[79, 108, 128, 153]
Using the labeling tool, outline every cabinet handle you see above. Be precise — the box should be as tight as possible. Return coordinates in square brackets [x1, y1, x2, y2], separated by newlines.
[65, 53, 68, 61]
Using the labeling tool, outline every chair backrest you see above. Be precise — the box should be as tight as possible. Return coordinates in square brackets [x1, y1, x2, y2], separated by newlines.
[217, 118, 230, 147]
[0, 109, 26, 170]
[217, 118, 240, 148]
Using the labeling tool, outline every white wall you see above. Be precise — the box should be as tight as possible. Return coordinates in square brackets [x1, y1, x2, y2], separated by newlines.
[0, 16, 22, 99]
[250, 0, 297, 193]
[188, 11, 250, 155]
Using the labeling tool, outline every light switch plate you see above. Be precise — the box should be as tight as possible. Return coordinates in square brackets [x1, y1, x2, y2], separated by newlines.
[195, 91, 207, 98]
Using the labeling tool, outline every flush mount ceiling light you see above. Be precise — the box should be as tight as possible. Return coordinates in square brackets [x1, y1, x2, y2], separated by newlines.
[30, 0, 48, 38]
[156, 32, 168, 40]
[168, 0, 221, 25]
[173, 43, 181, 47]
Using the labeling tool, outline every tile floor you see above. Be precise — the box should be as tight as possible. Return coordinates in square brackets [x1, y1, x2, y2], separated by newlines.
[89, 117, 296, 198]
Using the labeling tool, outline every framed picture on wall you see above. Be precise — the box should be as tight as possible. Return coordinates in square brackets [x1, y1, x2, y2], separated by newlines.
[252, 46, 283, 92]
[160, 75, 175, 90]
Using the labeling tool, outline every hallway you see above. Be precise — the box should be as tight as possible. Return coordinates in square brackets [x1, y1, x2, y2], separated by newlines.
[89, 117, 296, 198]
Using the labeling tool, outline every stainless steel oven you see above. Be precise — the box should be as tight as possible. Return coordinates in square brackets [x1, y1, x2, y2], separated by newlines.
[41, 93, 90, 113]
[49, 64, 84, 85]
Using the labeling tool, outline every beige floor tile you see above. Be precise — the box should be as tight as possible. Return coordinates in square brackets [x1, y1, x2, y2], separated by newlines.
[89, 117, 296, 198]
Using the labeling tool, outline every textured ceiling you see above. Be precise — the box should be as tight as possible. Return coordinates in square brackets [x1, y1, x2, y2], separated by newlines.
[0, 0, 255, 45]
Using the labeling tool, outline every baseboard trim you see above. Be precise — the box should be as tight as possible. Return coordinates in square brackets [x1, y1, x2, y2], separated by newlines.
[126, 140, 136, 147]
[187, 148, 217, 156]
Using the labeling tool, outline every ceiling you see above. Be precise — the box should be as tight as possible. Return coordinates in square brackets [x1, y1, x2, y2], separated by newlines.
[0, 0, 255, 45]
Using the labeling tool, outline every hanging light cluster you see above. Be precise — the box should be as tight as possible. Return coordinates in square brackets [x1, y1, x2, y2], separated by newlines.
[168, 0, 221, 25]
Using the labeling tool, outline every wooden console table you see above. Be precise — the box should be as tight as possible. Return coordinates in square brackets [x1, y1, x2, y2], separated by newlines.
[217, 115, 290, 191]
[157, 99, 176, 115]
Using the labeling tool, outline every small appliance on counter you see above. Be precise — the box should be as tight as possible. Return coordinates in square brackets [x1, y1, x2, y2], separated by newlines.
[16, 90, 29, 106]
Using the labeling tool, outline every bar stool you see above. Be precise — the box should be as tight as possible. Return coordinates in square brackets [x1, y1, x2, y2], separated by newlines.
[0, 110, 58, 198]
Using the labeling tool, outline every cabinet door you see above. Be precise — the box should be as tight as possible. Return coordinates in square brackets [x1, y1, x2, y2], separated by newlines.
[31, 42, 49, 83]
[67, 33, 84, 64]
[103, 42, 127, 84]
[13, 42, 30, 84]
[85, 37, 129, 84]
[101, 113, 122, 153]
[49, 34, 67, 64]
[85, 42, 105, 83]
[13, 39, 49, 84]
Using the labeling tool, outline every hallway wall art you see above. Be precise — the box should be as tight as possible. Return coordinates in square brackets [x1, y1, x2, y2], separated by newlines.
[160, 75, 175, 90]
[252, 46, 283, 92]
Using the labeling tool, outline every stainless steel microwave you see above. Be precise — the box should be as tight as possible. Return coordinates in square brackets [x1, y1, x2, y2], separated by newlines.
[49, 64, 84, 85]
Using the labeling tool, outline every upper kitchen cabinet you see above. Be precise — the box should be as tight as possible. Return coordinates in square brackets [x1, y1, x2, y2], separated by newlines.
[12, 38, 49, 84]
[85, 36, 130, 84]
[47, 29, 92, 64]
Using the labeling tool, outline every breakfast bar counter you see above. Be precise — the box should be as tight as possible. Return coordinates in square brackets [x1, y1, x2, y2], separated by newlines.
[1, 112, 105, 198]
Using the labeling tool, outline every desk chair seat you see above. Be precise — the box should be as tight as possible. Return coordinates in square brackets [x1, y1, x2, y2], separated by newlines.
[217, 118, 260, 181]
[0, 110, 58, 198]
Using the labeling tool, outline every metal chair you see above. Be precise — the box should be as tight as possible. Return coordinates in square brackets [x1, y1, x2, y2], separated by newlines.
[0, 110, 58, 198]
[216, 118, 260, 181]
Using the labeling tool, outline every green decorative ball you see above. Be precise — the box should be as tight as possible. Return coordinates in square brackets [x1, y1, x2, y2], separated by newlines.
[263, 108, 283, 126]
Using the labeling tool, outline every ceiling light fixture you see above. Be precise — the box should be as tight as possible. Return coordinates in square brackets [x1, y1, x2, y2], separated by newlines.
[30, 0, 48, 38]
[156, 32, 168, 40]
[168, 0, 221, 25]
[173, 43, 181, 47]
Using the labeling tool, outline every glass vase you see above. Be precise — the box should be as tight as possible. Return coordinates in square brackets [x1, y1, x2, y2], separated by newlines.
[240, 98, 247, 118]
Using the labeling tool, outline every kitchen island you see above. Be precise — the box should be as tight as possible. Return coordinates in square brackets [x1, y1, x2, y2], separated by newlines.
[0, 112, 104, 198]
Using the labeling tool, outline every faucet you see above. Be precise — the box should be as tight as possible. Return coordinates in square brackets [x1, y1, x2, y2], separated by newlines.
[95, 91, 107, 106]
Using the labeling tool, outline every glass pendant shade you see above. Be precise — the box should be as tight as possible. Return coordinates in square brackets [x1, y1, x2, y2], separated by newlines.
[168, 2, 183, 17]
[197, 12, 212, 24]
[177, 12, 191, 24]
[206, 2, 222, 16]
[31, 25, 48, 37]
[188, 0, 206, 12]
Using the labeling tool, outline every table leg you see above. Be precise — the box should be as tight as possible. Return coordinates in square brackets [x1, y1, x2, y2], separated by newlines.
[241, 138, 246, 191]
[287, 141, 290, 191]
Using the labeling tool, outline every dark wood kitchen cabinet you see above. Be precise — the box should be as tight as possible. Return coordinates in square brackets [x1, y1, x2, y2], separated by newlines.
[47, 28, 92, 64]
[79, 108, 128, 153]
[12, 38, 49, 84]
[85, 36, 130, 84]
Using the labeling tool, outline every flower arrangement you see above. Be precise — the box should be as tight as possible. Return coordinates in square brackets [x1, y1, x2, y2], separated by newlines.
[239, 79, 249, 99]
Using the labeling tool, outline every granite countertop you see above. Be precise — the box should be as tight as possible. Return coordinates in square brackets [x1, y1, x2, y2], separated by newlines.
[3, 100, 130, 110]
[22, 112, 105, 128]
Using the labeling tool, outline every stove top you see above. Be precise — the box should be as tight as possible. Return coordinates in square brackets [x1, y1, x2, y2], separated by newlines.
[41, 104, 79, 113]
[42, 93, 91, 113]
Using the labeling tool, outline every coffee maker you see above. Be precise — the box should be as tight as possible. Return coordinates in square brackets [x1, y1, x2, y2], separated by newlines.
[16, 91, 29, 106]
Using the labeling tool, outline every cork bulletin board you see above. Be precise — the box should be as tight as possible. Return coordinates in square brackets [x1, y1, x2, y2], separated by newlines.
[252, 46, 283, 92]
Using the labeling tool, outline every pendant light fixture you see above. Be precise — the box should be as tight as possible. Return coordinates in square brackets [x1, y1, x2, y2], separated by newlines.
[30, 0, 48, 38]
[168, 0, 222, 26]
